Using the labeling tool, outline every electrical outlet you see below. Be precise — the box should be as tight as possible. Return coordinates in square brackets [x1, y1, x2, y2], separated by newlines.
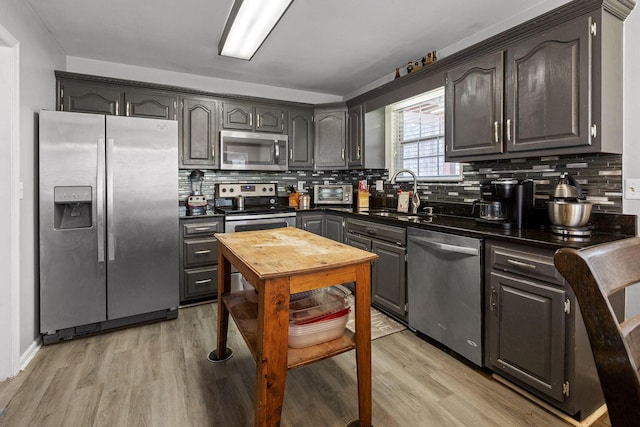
[297, 181, 305, 191]
[625, 179, 640, 199]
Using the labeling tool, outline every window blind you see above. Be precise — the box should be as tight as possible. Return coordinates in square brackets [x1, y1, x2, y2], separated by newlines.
[390, 88, 460, 181]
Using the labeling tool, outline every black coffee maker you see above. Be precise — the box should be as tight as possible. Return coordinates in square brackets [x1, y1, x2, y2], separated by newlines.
[475, 178, 534, 229]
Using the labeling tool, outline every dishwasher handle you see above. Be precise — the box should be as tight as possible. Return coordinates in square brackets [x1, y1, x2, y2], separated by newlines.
[409, 236, 479, 256]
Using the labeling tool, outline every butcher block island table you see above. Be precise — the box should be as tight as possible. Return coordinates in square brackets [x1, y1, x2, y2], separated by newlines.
[211, 227, 378, 427]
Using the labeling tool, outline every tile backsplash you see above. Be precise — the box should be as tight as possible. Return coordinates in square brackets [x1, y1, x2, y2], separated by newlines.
[179, 153, 623, 213]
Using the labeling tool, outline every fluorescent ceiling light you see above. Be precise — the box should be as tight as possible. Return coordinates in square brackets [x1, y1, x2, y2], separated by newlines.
[219, 0, 293, 60]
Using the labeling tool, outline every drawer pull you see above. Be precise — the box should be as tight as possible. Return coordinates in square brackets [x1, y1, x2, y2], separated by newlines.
[194, 227, 211, 231]
[506, 259, 536, 270]
[194, 250, 212, 255]
[195, 279, 212, 285]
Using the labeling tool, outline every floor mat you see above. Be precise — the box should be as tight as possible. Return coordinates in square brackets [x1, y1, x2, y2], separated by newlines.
[345, 295, 406, 340]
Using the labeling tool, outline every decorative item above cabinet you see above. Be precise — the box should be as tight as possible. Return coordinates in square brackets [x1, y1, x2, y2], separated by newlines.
[445, 7, 627, 162]
[222, 101, 286, 133]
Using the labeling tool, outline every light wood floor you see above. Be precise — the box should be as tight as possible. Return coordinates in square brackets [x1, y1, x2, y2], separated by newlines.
[0, 303, 610, 427]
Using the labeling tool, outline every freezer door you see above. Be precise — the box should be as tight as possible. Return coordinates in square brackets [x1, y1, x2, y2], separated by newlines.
[39, 111, 107, 333]
[105, 116, 179, 319]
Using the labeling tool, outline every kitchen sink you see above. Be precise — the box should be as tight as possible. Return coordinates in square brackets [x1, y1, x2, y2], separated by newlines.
[367, 210, 428, 222]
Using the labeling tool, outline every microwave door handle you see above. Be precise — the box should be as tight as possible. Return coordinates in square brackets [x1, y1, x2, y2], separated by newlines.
[274, 142, 280, 164]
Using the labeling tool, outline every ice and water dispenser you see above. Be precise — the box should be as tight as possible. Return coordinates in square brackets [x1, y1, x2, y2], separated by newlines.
[53, 186, 92, 229]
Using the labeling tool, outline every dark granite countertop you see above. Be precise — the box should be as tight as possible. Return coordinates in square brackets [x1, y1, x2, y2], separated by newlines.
[179, 211, 223, 220]
[326, 208, 637, 251]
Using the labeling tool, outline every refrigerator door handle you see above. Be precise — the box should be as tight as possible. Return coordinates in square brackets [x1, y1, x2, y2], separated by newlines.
[107, 137, 115, 261]
[97, 137, 106, 263]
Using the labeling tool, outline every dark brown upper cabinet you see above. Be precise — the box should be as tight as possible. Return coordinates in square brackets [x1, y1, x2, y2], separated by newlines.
[123, 91, 177, 120]
[222, 101, 286, 133]
[179, 96, 218, 168]
[445, 52, 505, 159]
[59, 82, 122, 116]
[445, 9, 624, 162]
[58, 80, 176, 120]
[288, 109, 314, 169]
[314, 108, 347, 170]
[347, 104, 364, 168]
[505, 15, 591, 153]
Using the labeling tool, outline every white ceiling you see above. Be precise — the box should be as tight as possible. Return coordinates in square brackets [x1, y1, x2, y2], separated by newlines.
[26, 0, 570, 97]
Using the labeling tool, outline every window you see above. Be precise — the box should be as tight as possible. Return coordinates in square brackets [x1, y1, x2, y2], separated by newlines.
[386, 87, 461, 181]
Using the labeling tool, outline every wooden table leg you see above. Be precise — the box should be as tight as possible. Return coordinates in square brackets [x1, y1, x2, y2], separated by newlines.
[354, 262, 373, 427]
[255, 277, 290, 426]
[210, 251, 233, 362]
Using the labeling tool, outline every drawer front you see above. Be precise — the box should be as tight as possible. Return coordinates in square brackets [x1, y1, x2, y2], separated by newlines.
[489, 244, 564, 285]
[184, 238, 218, 266]
[346, 218, 406, 245]
[183, 220, 222, 236]
[184, 266, 218, 299]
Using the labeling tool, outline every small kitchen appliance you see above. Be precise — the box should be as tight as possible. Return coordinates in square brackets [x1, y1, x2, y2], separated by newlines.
[475, 178, 534, 229]
[219, 130, 288, 171]
[186, 169, 208, 215]
[313, 184, 353, 206]
[548, 172, 593, 237]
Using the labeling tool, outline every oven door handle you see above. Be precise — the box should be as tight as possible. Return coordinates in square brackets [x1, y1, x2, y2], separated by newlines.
[233, 222, 289, 233]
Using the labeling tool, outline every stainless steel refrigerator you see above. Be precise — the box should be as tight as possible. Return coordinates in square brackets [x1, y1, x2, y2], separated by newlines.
[39, 110, 179, 343]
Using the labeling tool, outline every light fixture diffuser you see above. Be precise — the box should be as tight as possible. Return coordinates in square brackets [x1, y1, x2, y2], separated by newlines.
[219, 0, 293, 60]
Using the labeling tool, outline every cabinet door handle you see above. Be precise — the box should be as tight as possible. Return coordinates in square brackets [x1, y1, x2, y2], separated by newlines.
[115, 101, 119, 116]
[249, 113, 253, 127]
[289, 148, 293, 160]
[194, 250, 212, 255]
[493, 121, 500, 143]
[357, 145, 361, 159]
[506, 259, 537, 270]
[490, 287, 497, 312]
[126, 102, 131, 116]
[195, 279, 212, 285]
[506, 119, 512, 142]
[341, 148, 345, 160]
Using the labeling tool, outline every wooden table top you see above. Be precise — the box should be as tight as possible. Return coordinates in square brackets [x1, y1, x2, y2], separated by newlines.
[215, 227, 378, 279]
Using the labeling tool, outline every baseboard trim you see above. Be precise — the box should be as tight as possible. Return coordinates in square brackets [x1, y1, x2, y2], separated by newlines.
[19, 338, 41, 371]
[492, 374, 607, 427]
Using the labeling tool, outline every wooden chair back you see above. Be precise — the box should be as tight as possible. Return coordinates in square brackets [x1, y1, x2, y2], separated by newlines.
[554, 237, 640, 427]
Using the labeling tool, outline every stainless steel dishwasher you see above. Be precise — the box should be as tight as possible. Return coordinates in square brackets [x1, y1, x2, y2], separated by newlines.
[407, 227, 483, 366]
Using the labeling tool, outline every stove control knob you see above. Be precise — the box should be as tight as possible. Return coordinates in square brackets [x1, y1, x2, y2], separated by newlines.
[268, 186, 273, 192]
[262, 187, 267, 192]
[221, 188, 226, 193]
[229, 188, 234, 193]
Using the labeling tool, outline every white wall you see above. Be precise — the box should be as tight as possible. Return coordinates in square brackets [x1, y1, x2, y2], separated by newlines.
[623, 8, 640, 317]
[0, 0, 66, 366]
[0, 25, 19, 380]
[66, 57, 342, 105]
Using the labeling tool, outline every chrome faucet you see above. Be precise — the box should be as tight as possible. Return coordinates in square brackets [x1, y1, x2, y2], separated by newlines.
[390, 169, 420, 214]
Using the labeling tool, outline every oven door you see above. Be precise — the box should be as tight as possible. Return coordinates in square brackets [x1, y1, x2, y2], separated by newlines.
[224, 212, 296, 232]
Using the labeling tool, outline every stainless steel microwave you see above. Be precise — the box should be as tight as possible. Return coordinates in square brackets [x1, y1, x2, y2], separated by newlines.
[220, 130, 288, 171]
[313, 184, 353, 205]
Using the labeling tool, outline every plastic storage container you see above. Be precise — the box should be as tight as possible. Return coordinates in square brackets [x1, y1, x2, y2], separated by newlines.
[288, 311, 350, 348]
[289, 286, 349, 324]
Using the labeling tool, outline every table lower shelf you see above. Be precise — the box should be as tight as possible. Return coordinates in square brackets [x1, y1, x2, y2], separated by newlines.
[222, 292, 356, 370]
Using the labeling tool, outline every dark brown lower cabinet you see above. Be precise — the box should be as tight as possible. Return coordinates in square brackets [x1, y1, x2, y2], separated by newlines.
[179, 217, 223, 304]
[345, 218, 407, 322]
[484, 240, 606, 421]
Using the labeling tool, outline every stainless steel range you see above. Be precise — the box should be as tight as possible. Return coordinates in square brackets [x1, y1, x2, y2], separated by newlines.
[215, 183, 296, 289]
[215, 183, 296, 231]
